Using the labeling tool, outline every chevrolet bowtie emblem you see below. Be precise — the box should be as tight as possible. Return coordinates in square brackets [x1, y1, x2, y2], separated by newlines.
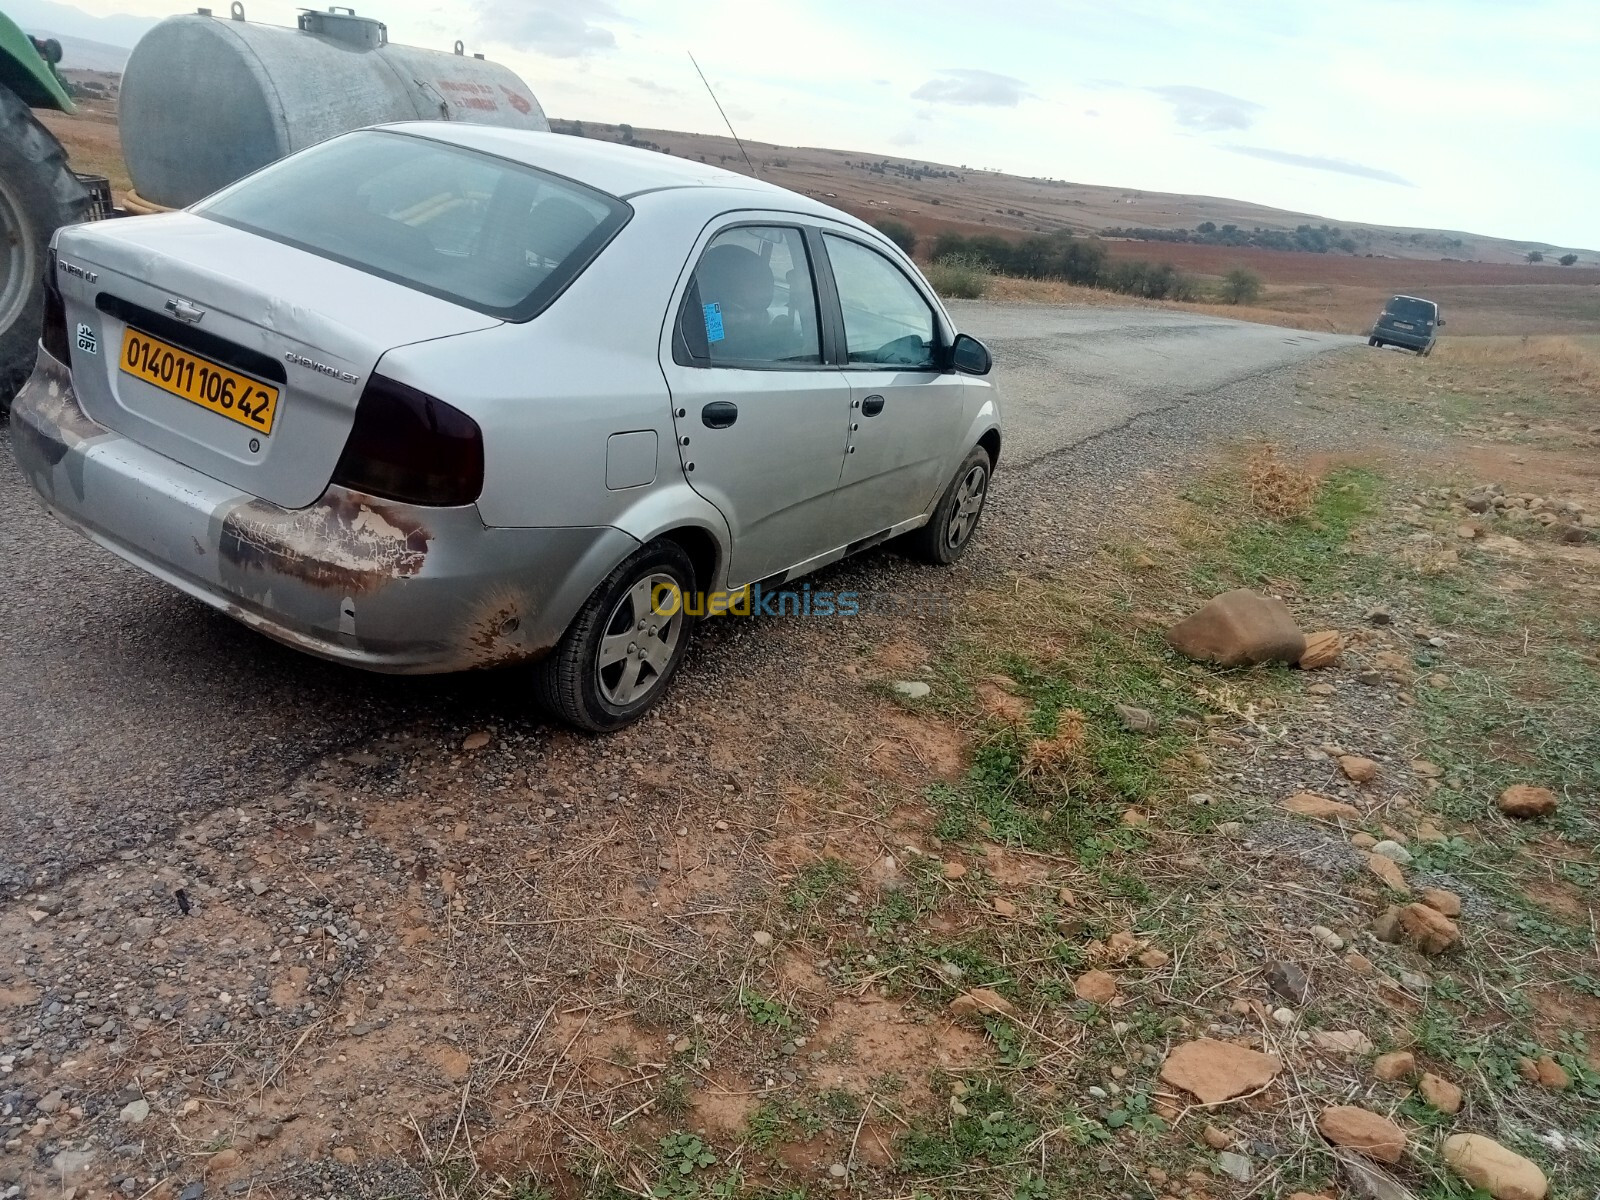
[164, 297, 205, 324]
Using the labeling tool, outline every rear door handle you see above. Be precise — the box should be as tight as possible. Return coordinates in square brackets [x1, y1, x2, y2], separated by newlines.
[701, 401, 738, 429]
[861, 394, 885, 417]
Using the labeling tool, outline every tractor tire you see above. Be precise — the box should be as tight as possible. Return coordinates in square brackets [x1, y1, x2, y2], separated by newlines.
[0, 84, 91, 416]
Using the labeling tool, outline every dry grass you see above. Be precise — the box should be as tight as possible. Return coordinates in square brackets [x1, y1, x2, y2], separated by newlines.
[1245, 444, 1322, 520]
[1019, 707, 1087, 777]
[1436, 334, 1600, 388]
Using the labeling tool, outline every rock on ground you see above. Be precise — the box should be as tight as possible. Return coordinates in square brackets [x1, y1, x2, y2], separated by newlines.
[1497, 784, 1557, 818]
[1366, 853, 1410, 893]
[1398, 903, 1460, 954]
[1298, 629, 1343, 669]
[1264, 959, 1310, 1004]
[1159, 1038, 1282, 1105]
[1073, 969, 1118, 1004]
[1339, 754, 1381, 783]
[1283, 791, 1363, 820]
[1443, 1133, 1548, 1200]
[1165, 589, 1306, 667]
[1373, 1051, 1415, 1081]
[1419, 1073, 1463, 1114]
[948, 987, 1016, 1019]
[1317, 1105, 1408, 1163]
[1421, 887, 1462, 917]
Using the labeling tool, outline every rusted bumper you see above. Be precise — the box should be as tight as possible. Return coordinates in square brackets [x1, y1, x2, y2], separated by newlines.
[8, 350, 638, 673]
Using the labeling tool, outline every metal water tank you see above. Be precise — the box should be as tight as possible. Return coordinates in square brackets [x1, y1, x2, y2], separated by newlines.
[119, 3, 549, 209]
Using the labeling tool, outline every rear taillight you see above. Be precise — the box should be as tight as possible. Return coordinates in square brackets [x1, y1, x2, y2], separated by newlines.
[331, 375, 484, 507]
[42, 249, 71, 366]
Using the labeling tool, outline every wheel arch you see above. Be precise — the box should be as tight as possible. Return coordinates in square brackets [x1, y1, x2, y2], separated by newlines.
[606, 482, 733, 596]
[977, 425, 1001, 467]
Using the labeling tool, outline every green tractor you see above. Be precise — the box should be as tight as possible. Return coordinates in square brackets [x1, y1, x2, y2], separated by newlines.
[1, 9, 95, 414]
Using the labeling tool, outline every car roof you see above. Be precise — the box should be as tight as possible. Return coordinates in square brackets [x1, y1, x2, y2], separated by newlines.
[380, 122, 814, 204]
[1390, 294, 1436, 305]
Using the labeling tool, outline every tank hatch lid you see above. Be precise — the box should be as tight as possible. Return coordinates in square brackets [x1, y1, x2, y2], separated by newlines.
[297, 6, 387, 49]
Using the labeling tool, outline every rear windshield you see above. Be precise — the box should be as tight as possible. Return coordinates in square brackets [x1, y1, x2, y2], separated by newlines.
[1385, 296, 1437, 321]
[195, 130, 630, 321]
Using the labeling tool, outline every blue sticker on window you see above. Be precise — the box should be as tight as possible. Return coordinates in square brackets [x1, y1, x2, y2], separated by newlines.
[702, 302, 725, 344]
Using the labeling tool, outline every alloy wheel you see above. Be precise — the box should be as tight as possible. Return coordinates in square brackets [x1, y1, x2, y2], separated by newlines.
[595, 571, 685, 707]
[945, 462, 988, 550]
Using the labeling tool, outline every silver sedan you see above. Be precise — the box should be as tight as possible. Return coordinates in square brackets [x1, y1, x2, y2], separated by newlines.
[10, 124, 1001, 729]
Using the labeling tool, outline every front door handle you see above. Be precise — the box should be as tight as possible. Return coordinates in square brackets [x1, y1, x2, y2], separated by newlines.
[701, 401, 739, 429]
[861, 394, 885, 417]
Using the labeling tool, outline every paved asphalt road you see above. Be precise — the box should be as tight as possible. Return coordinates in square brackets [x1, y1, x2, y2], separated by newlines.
[0, 305, 1354, 895]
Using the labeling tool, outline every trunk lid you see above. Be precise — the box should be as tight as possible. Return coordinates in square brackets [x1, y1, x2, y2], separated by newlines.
[55, 213, 500, 509]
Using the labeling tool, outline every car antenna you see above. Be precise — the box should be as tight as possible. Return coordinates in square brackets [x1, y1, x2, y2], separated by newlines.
[688, 51, 757, 177]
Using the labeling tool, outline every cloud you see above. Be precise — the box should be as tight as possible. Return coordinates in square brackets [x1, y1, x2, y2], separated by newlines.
[1226, 145, 1415, 186]
[476, 0, 624, 58]
[912, 69, 1031, 107]
[1148, 85, 1263, 132]
[629, 76, 681, 96]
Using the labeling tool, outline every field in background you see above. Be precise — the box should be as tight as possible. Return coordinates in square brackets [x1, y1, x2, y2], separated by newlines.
[41, 104, 1598, 339]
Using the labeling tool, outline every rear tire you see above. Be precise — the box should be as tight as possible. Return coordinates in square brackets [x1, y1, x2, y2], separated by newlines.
[0, 84, 91, 416]
[905, 446, 992, 565]
[534, 539, 697, 732]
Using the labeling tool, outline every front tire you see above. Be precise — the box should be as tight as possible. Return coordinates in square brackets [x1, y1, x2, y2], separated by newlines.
[535, 539, 696, 732]
[906, 446, 992, 565]
[0, 85, 91, 416]
[1368, 337, 1379, 347]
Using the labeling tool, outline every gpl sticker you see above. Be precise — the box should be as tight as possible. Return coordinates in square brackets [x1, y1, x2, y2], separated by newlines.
[76, 323, 98, 355]
[702, 302, 724, 344]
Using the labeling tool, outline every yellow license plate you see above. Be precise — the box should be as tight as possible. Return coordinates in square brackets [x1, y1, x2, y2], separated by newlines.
[120, 328, 280, 435]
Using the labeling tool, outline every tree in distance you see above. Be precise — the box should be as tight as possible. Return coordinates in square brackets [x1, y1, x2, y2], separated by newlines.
[874, 218, 917, 255]
[1220, 266, 1263, 305]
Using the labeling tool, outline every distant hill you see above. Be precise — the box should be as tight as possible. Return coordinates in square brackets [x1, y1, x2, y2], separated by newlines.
[5, 0, 154, 50]
[555, 120, 1596, 267]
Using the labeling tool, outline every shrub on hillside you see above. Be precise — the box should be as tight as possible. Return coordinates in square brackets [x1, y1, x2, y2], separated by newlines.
[1220, 267, 1264, 305]
[925, 254, 990, 300]
[874, 219, 917, 255]
[1102, 260, 1199, 301]
[931, 230, 1106, 284]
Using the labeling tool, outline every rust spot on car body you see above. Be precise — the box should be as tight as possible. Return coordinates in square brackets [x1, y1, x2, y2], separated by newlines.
[219, 489, 431, 594]
[460, 586, 556, 668]
[11, 353, 102, 477]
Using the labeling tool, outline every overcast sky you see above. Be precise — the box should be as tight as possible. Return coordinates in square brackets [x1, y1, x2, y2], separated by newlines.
[60, 0, 1600, 248]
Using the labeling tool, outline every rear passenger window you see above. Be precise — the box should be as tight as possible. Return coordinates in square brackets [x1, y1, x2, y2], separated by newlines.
[676, 226, 823, 367]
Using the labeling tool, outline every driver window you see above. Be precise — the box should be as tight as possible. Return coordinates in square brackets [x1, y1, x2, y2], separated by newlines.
[822, 234, 937, 368]
[677, 226, 822, 367]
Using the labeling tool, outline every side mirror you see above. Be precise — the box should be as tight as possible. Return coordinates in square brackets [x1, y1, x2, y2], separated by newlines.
[1437, 317, 1446, 326]
[949, 332, 992, 376]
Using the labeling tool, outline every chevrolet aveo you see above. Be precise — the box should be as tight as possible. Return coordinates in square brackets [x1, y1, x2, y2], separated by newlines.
[11, 125, 1001, 730]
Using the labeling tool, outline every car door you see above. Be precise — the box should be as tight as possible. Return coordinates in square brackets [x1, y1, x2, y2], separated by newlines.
[660, 222, 852, 588]
[819, 230, 968, 546]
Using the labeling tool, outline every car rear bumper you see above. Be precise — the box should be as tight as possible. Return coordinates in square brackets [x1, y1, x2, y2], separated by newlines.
[9, 349, 637, 674]
[1373, 326, 1433, 349]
